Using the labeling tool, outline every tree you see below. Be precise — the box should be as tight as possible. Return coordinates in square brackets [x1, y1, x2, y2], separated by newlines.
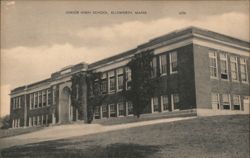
[1, 115, 11, 129]
[125, 50, 156, 118]
[86, 71, 104, 123]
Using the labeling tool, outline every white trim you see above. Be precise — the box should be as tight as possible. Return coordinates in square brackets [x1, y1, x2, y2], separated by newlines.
[193, 38, 249, 57]
[193, 33, 249, 52]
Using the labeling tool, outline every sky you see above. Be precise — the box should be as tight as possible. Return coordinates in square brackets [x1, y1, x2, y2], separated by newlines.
[1, 0, 249, 117]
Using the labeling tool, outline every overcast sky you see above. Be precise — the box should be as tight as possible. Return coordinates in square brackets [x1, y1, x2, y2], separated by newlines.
[1, 1, 249, 116]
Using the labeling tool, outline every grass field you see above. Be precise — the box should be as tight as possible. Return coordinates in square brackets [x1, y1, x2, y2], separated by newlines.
[0, 115, 249, 158]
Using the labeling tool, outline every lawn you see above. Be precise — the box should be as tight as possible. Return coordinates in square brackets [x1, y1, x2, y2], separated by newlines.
[0, 115, 249, 158]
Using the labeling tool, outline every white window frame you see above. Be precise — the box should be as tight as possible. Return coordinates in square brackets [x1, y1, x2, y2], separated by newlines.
[125, 67, 132, 90]
[52, 88, 56, 104]
[159, 54, 167, 75]
[116, 68, 124, 91]
[171, 94, 180, 111]
[230, 56, 239, 82]
[108, 71, 115, 93]
[151, 97, 159, 113]
[117, 102, 125, 116]
[211, 93, 220, 110]
[220, 53, 229, 80]
[221, 94, 231, 110]
[240, 58, 248, 83]
[109, 104, 116, 117]
[209, 51, 218, 79]
[232, 95, 241, 110]
[101, 73, 107, 93]
[47, 89, 51, 106]
[170, 51, 178, 74]
[126, 101, 133, 116]
[161, 95, 169, 112]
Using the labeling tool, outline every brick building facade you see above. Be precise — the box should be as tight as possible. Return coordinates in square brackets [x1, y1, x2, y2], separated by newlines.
[10, 27, 250, 128]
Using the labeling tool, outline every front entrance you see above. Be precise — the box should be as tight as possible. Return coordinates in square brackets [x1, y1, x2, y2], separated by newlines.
[59, 86, 71, 123]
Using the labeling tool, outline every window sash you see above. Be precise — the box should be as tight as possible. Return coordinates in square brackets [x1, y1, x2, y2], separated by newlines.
[240, 58, 248, 82]
[151, 57, 157, 77]
[230, 57, 238, 81]
[160, 54, 167, 75]
[209, 52, 218, 78]
[162, 95, 169, 111]
[117, 74, 124, 90]
[170, 52, 177, 73]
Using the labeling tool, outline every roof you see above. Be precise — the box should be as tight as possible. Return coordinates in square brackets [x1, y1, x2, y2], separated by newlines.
[11, 26, 250, 94]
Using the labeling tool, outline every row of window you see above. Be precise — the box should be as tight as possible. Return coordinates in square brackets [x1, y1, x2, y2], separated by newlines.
[94, 102, 133, 119]
[29, 88, 56, 110]
[12, 118, 20, 128]
[28, 114, 54, 127]
[99, 67, 132, 94]
[211, 93, 249, 110]
[94, 93, 181, 119]
[12, 97, 22, 110]
[151, 94, 180, 112]
[209, 51, 248, 82]
[97, 51, 178, 94]
[151, 51, 178, 77]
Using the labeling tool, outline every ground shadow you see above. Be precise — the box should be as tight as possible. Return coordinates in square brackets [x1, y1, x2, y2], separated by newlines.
[1, 141, 161, 158]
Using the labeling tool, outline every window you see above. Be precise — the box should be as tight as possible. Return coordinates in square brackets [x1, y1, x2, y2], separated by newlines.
[108, 71, 115, 93]
[101, 73, 107, 93]
[151, 57, 157, 77]
[118, 103, 125, 116]
[38, 91, 42, 108]
[171, 94, 180, 110]
[152, 97, 159, 112]
[18, 97, 21, 108]
[127, 101, 133, 115]
[243, 96, 249, 111]
[33, 116, 36, 126]
[41, 115, 44, 125]
[161, 95, 169, 111]
[47, 89, 52, 106]
[102, 105, 108, 118]
[12, 98, 15, 110]
[37, 116, 40, 125]
[222, 94, 230, 110]
[220, 53, 228, 80]
[34, 93, 38, 108]
[42, 90, 46, 107]
[160, 54, 167, 75]
[109, 104, 116, 117]
[211, 93, 220, 110]
[43, 115, 46, 125]
[125, 67, 132, 90]
[209, 51, 218, 78]
[45, 114, 49, 125]
[116, 68, 124, 91]
[230, 56, 239, 81]
[170, 52, 178, 74]
[30, 93, 34, 109]
[29, 117, 32, 127]
[232, 95, 241, 110]
[240, 58, 248, 82]
[94, 106, 100, 119]
[52, 88, 56, 104]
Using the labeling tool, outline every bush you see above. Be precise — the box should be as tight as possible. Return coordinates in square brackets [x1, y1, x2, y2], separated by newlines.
[1, 115, 11, 129]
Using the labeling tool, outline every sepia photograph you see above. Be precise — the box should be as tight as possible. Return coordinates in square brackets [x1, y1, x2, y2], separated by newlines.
[0, 0, 249, 157]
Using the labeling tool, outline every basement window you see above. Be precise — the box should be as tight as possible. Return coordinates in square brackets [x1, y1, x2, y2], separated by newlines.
[232, 95, 241, 110]
[222, 94, 230, 110]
